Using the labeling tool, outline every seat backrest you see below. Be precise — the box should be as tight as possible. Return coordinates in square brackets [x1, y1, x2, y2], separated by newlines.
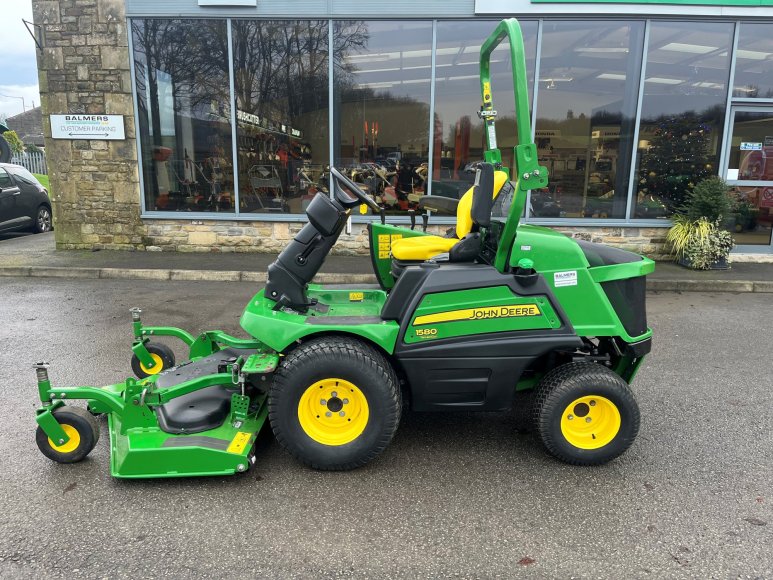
[455, 169, 509, 239]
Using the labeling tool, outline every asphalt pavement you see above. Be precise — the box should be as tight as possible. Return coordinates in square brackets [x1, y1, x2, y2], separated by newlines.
[0, 277, 771, 579]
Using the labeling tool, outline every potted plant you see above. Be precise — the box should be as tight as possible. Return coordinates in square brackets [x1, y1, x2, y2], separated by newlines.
[666, 177, 735, 270]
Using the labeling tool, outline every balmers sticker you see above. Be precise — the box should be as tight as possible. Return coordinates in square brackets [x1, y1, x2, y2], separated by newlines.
[553, 270, 578, 287]
[414, 303, 541, 326]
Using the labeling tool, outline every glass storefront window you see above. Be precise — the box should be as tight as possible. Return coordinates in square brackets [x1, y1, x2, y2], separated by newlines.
[733, 23, 773, 99]
[723, 109, 773, 246]
[333, 20, 433, 214]
[532, 21, 644, 219]
[634, 21, 734, 219]
[132, 19, 235, 213]
[232, 20, 330, 215]
[433, 20, 537, 202]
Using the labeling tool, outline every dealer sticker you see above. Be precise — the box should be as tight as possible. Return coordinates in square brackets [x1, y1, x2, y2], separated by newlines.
[554, 270, 577, 287]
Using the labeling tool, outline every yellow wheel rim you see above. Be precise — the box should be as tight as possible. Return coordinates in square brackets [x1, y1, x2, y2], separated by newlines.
[140, 353, 164, 375]
[560, 395, 621, 450]
[297, 378, 369, 446]
[47, 424, 81, 454]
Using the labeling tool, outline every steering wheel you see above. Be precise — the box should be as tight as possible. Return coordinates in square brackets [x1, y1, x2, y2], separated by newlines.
[330, 167, 382, 213]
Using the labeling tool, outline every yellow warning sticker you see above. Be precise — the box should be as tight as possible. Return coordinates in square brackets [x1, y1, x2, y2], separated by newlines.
[414, 303, 541, 326]
[377, 234, 403, 260]
[349, 292, 364, 302]
[483, 81, 492, 102]
[226, 431, 252, 454]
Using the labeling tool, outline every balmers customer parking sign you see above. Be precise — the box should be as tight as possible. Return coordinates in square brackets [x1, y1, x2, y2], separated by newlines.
[50, 114, 125, 140]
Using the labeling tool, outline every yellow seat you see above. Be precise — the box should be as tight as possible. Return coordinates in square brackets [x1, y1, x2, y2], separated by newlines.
[390, 170, 509, 262]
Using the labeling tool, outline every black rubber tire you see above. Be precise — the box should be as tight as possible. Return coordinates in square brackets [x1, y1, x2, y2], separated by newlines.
[532, 362, 640, 466]
[131, 342, 176, 378]
[32, 205, 52, 233]
[512, 389, 534, 434]
[36, 406, 100, 463]
[269, 336, 401, 471]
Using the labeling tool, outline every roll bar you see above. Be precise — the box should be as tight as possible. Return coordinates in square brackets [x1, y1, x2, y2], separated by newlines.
[479, 18, 549, 272]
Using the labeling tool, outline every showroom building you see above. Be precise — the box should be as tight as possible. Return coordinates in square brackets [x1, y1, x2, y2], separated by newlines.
[32, 0, 773, 256]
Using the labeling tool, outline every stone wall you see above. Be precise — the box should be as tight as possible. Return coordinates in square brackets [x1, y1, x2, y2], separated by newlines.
[131, 220, 671, 260]
[33, 0, 142, 250]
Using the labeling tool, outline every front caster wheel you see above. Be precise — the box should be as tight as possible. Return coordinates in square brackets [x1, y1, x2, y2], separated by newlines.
[131, 342, 175, 378]
[269, 336, 401, 471]
[36, 406, 100, 463]
[533, 362, 640, 466]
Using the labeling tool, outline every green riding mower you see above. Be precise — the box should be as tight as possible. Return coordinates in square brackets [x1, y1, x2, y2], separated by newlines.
[33, 19, 653, 478]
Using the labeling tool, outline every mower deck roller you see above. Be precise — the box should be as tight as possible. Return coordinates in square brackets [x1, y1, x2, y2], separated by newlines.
[34, 18, 653, 478]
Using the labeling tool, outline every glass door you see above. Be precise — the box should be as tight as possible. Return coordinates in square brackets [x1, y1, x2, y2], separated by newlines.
[722, 106, 773, 250]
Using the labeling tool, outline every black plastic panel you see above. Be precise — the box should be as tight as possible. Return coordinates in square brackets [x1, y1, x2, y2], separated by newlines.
[577, 240, 642, 267]
[602, 276, 648, 338]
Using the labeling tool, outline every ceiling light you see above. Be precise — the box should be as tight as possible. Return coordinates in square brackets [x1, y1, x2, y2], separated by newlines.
[645, 77, 683, 85]
[353, 67, 400, 74]
[575, 47, 629, 53]
[659, 42, 717, 54]
[736, 49, 771, 60]
[597, 73, 626, 80]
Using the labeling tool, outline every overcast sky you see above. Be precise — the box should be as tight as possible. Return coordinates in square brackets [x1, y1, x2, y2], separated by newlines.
[0, 0, 40, 119]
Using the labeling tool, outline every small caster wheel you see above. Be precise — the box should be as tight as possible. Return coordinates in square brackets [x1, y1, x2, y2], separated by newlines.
[131, 342, 175, 379]
[36, 406, 100, 464]
[533, 362, 640, 466]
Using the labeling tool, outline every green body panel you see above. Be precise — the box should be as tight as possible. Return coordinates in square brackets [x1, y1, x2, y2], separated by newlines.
[369, 222, 429, 289]
[508, 224, 653, 342]
[405, 286, 559, 344]
[240, 286, 400, 354]
[109, 395, 267, 478]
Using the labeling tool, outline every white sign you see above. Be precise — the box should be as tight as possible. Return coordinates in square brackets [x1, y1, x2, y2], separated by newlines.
[487, 124, 497, 150]
[50, 114, 125, 140]
[740, 142, 762, 151]
[554, 270, 578, 287]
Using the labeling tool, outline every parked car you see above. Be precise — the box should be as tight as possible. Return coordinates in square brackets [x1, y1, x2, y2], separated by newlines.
[0, 163, 52, 234]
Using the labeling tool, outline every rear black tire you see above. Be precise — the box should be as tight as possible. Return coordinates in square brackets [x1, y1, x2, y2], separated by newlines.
[33, 205, 52, 233]
[269, 336, 401, 471]
[36, 406, 100, 463]
[131, 342, 176, 378]
[533, 362, 640, 466]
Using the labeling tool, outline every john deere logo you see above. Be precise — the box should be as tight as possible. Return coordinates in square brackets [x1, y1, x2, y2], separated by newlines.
[414, 303, 541, 326]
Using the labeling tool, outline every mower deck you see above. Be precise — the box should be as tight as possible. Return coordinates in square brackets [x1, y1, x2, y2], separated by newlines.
[108, 400, 267, 478]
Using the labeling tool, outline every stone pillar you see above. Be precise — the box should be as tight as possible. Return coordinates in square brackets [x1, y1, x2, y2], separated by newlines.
[33, 0, 143, 249]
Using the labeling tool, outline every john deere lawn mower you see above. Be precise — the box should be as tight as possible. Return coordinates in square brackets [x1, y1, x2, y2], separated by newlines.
[33, 19, 653, 478]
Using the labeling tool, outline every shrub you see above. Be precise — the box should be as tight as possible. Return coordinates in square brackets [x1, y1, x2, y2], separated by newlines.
[681, 176, 732, 222]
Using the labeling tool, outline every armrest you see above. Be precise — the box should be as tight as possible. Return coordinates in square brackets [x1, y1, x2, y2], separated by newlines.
[418, 195, 459, 215]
